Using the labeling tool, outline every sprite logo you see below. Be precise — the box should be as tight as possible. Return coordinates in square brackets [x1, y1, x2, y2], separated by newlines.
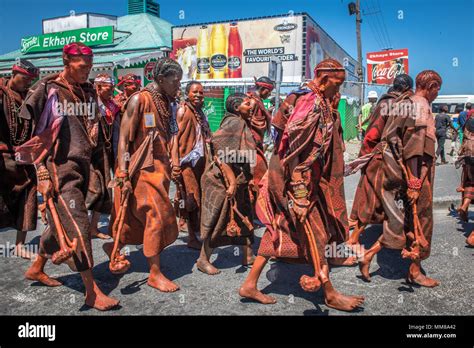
[21, 36, 40, 54]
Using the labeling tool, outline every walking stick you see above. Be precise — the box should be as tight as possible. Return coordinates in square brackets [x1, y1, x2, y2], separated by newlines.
[47, 197, 78, 265]
[108, 131, 155, 274]
[109, 189, 131, 274]
[214, 155, 254, 237]
[397, 159, 429, 260]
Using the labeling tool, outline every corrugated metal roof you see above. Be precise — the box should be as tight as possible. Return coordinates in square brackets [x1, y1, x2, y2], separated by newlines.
[0, 49, 164, 73]
[0, 13, 172, 69]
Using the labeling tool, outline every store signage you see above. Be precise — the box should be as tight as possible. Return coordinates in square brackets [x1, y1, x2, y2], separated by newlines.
[21, 26, 114, 54]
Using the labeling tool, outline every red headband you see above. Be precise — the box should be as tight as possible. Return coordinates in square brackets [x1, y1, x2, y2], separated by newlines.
[256, 81, 274, 91]
[117, 78, 141, 87]
[314, 66, 345, 76]
[12, 64, 39, 78]
[63, 43, 93, 56]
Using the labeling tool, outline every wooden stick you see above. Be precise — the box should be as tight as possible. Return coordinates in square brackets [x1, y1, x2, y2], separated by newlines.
[47, 197, 77, 265]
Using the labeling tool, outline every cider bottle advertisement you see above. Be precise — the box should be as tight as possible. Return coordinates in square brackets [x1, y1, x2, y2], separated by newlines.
[171, 15, 303, 82]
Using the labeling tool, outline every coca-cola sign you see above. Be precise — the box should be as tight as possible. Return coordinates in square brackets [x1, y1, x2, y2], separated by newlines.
[366, 49, 409, 85]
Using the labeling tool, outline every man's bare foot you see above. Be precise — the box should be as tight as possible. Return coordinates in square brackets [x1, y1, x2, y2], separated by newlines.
[25, 269, 62, 287]
[196, 259, 221, 275]
[325, 291, 364, 312]
[91, 229, 111, 240]
[457, 208, 468, 222]
[11, 244, 35, 260]
[147, 273, 180, 292]
[466, 231, 474, 247]
[242, 254, 256, 266]
[239, 284, 277, 304]
[85, 288, 119, 311]
[358, 254, 373, 281]
[407, 272, 440, 288]
[187, 238, 202, 250]
[328, 256, 358, 267]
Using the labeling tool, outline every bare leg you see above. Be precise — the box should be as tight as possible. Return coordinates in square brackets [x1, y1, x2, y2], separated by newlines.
[147, 254, 180, 292]
[348, 217, 357, 230]
[323, 267, 365, 312]
[242, 244, 256, 266]
[467, 231, 474, 247]
[81, 269, 119, 310]
[358, 240, 383, 281]
[457, 198, 470, 222]
[25, 255, 62, 287]
[186, 211, 202, 250]
[407, 260, 439, 287]
[12, 230, 35, 259]
[196, 237, 220, 275]
[89, 212, 111, 239]
[239, 255, 276, 304]
[328, 255, 358, 266]
[178, 217, 188, 232]
[347, 222, 366, 246]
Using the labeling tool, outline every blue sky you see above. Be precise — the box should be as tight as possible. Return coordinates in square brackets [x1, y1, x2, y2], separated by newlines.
[0, 0, 472, 93]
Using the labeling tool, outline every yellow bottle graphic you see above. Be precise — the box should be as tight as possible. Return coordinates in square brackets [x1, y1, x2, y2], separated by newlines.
[196, 25, 211, 80]
[210, 24, 227, 79]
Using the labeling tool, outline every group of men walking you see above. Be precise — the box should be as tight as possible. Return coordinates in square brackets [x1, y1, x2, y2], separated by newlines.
[1, 41, 472, 312]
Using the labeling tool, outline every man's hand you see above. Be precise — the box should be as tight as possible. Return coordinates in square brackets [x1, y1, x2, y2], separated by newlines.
[226, 183, 237, 199]
[171, 165, 182, 181]
[292, 197, 311, 223]
[120, 179, 133, 199]
[407, 188, 420, 205]
[37, 178, 53, 200]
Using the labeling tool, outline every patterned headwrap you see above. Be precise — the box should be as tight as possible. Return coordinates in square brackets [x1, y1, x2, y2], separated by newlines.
[254, 77, 275, 91]
[94, 74, 114, 86]
[12, 59, 39, 78]
[117, 73, 141, 87]
[63, 42, 93, 56]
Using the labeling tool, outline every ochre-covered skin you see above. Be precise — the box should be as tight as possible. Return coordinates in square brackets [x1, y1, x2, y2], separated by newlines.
[348, 90, 413, 245]
[358, 70, 442, 289]
[239, 59, 365, 312]
[0, 77, 37, 238]
[112, 90, 178, 257]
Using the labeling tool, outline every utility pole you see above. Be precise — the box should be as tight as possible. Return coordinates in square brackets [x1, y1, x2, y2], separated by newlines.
[356, 0, 364, 105]
[349, 0, 364, 105]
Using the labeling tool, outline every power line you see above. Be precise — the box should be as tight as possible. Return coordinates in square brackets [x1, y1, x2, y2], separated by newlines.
[367, 0, 389, 48]
[368, 0, 392, 49]
[361, 1, 385, 49]
[376, 0, 392, 49]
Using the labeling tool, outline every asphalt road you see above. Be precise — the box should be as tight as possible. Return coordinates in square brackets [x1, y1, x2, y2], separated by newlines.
[0, 207, 472, 316]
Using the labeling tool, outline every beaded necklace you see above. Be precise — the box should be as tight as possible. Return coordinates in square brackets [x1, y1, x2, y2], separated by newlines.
[58, 73, 97, 146]
[145, 83, 172, 139]
[185, 101, 211, 142]
[4, 80, 30, 145]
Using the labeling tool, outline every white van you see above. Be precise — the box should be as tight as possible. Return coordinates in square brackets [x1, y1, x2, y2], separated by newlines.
[432, 95, 474, 115]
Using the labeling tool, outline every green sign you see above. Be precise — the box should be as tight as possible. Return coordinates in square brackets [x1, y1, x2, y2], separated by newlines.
[21, 26, 114, 54]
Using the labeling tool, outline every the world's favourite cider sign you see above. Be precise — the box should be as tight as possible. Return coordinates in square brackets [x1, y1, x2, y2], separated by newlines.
[172, 16, 303, 83]
[21, 26, 114, 54]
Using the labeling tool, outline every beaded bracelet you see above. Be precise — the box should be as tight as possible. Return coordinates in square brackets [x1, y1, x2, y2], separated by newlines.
[116, 169, 129, 178]
[407, 178, 422, 191]
[37, 169, 50, 182]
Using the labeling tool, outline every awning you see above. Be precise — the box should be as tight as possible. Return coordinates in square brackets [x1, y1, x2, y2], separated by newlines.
[0, 50, 164, 75]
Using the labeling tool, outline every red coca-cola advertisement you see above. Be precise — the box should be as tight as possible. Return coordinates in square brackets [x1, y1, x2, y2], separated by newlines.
[366, 49, 409, 84]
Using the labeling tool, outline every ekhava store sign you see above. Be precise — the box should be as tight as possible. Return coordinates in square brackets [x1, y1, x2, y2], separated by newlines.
[21, 26, 114, 54]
